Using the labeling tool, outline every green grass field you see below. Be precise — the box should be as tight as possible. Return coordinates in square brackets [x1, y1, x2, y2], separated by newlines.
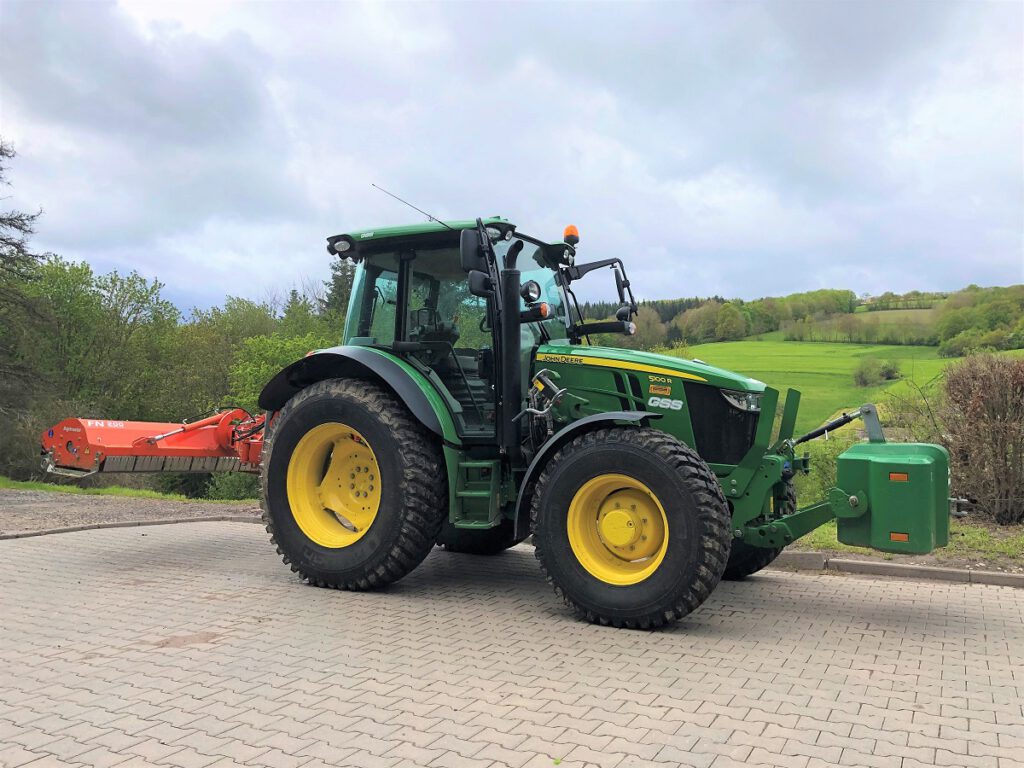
[854, 307, 940, 323]
[0, 476, 240, 502]
[670, 340, 948, 432]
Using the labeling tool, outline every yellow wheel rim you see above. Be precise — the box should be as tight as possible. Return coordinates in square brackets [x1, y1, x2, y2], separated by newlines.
[286, 422, 381, 548]
[566, 474, 669, 585]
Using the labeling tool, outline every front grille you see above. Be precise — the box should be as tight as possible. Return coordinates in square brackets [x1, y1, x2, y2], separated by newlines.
[683, 383, 758, 465]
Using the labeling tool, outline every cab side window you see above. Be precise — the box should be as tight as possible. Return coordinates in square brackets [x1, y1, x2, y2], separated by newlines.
[367, 269, 398, 345]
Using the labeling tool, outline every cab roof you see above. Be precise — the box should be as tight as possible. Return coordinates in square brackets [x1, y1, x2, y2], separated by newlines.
[327, 217, 575, 265]
[342, 217, 513, 242]
[328, 218, 514, 257]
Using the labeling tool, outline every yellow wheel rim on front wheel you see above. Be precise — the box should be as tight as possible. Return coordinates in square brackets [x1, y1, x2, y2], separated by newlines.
[566, 474, 669, 585]
[286, 422, 381, 548]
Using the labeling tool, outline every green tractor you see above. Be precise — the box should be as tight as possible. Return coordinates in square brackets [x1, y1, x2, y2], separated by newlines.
[254, 217, 951, 628]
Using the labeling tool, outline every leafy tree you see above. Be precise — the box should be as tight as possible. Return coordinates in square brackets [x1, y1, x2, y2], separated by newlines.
[321, 258, 356, 323]
[0, 141, 48, 403]
[627, 305, 667, 349]
[23, 259, 179, 416]
[714, 303, 747, 340]
[229, 330, 334, 412]
[280, 288, 326, 338]
[156, 297, 278, 418]
[673, 301, 723, 343]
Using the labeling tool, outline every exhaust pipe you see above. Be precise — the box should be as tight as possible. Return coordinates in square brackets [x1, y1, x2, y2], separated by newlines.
[500, 240, 524, 462]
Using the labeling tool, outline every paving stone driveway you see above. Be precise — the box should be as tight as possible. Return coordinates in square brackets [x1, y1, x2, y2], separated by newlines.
[0, 521, 1021, 768]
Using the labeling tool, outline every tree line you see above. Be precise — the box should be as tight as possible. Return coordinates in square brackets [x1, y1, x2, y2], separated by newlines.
[780, 286, 1024, 355]
[0, 140, 356, 492]
[585, 289, 858, 349]
[584, 284, 1024, 356]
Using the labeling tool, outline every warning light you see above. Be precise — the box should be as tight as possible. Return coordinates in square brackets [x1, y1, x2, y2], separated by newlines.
[889, 472, 909, 482]
[889, 532, 910, 542]
[563, 225, 579, 246]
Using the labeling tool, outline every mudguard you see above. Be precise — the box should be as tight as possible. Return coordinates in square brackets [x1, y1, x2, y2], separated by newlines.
[512, 410, 662, 538]
[258, 345, 458, 444]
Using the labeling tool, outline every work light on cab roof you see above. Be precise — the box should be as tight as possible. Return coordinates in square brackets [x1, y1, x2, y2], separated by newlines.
[41, 211, 957, 630]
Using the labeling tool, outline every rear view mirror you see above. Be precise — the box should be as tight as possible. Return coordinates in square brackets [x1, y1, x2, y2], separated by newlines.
[461, 229, 486, 272]
[468, 269, 493, 297]
[614, 268, 626, 303]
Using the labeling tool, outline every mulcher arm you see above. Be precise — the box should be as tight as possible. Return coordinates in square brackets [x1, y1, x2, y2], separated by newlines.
[40, 409, 266, 478]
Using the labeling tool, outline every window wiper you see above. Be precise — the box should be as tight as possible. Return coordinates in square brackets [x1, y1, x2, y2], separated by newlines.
[562, 283, 591, 344]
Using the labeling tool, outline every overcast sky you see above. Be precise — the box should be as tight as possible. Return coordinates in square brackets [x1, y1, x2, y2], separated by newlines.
[2, 0, 1022, 310]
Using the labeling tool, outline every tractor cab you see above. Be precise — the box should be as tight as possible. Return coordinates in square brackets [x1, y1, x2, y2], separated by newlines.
[333, 220, 574, 438]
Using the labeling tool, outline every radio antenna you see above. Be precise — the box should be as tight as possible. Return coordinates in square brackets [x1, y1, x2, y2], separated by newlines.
[371, 184, 454, 230]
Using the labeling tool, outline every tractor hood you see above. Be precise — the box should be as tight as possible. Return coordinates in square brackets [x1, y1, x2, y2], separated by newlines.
[536, 344, 765, 393]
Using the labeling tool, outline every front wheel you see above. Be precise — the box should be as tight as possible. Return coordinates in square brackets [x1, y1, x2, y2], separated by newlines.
[531, 427, 732, 629]
[260, 378, 447, 590]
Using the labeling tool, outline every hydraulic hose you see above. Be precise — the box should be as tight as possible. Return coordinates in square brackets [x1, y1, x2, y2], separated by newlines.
[792, 410, 861, 446]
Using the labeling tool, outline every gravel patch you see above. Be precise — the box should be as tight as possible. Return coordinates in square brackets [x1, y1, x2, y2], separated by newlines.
[0, 488, 260, 536]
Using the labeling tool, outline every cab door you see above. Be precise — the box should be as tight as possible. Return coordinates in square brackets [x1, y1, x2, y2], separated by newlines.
[402, 255, 498, 439]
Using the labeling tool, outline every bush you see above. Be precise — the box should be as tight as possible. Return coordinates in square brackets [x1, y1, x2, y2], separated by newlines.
[941, 355, 1024, 524]
[938, 329, 985, 357]
[878, 359, 901, 381]
[0, 398, 75, 480]
[853, 357, 902, 387]
[853, 358, 881, 386]
[205, 471, 259, 500]
[883, 376, 944, 444]
[794, 434, 856, 504]
[153, 473, 212, 498]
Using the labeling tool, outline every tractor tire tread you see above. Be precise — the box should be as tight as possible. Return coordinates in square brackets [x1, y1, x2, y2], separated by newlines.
[722, 480, 797, 580]
[260, 378, 446, 591]
[531, 426, 731, 629]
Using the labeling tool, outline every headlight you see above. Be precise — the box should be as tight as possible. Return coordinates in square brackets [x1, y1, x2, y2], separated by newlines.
[330, 236, 354, 255]
[520, 280, 542, 303]
[721, 389, 762, 412]
[485, 226, 502, 243]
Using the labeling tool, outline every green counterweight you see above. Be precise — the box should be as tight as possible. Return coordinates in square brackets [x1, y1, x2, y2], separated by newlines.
[833, 443, 950, 554]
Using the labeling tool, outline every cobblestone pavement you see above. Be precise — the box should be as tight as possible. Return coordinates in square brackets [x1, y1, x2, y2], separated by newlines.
[1, 521, 1021, 768]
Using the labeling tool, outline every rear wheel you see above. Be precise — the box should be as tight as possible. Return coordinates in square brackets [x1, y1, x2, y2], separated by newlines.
[261, 378, 446, 589]
[531, 427, 731, 629]
[722, 480, 797, 580]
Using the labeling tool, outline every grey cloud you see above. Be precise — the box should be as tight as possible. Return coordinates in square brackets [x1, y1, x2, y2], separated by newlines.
[0, 0, 1020, 310]
[2, 1, 269, 146]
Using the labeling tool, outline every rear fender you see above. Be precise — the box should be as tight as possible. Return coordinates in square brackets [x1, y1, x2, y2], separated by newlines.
[259, 346, 462, 519]
[258, 346, 460, 446]
[512, 411, 662, 539]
